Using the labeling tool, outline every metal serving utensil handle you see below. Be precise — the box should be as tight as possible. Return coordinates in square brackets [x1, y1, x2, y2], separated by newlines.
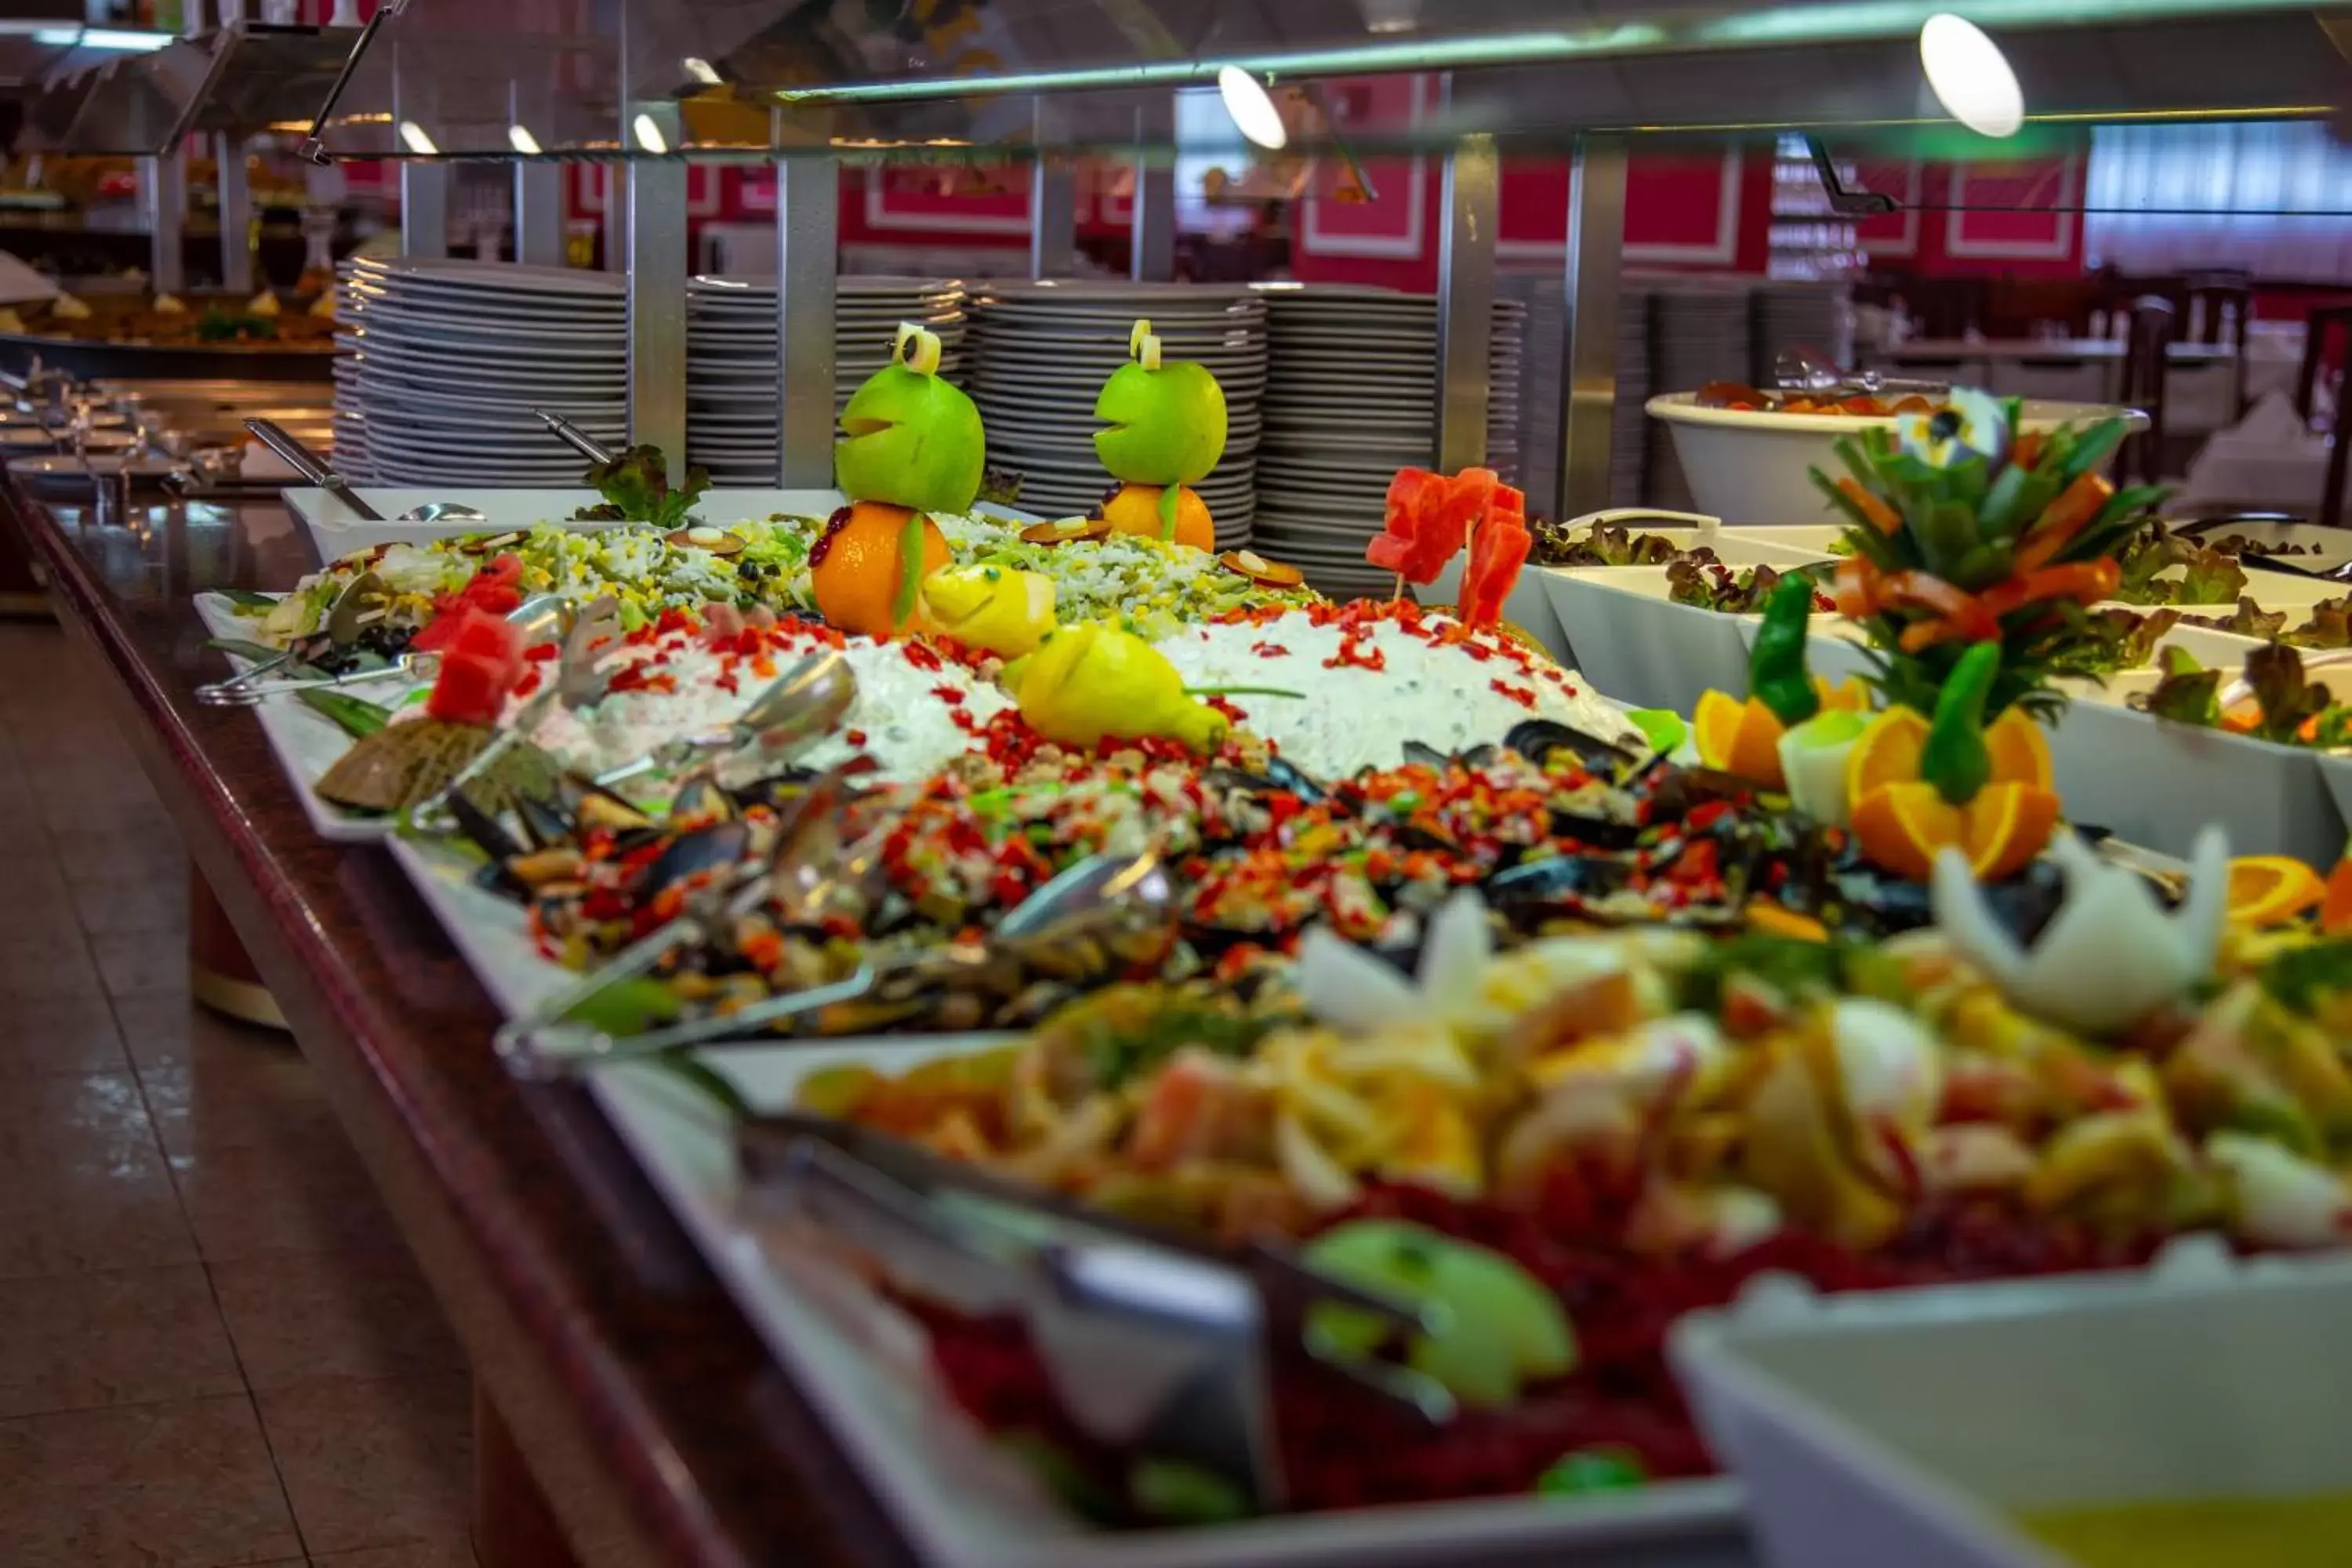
[536, 408, 616, 466]
[245, 418, 383, 521]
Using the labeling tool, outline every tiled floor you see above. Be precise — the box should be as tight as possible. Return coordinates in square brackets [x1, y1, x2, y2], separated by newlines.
[0, 621, 477, 1568]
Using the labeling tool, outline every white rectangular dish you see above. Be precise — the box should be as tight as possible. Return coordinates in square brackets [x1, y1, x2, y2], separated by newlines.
[1672, 1246, 2352, 1568]
[2046, 696, 2342, 866]
[191, 592, 404, 844]
[583, 1036, 1751, 1568]
[1536, 567, 1758, 715]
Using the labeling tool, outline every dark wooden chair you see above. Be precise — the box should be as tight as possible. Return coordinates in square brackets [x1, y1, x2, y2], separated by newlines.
[2295, 303, 2352, 531]
[2115, 295, 2177, 486]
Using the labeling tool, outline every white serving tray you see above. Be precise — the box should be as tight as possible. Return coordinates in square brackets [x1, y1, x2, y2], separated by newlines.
[2048, 694, 2343, 866]
[191, 592, 406, 844]
[1535, 567, 1757, 714]
[1672, 1243, 2352, 1568]
[583, 1036, 1750, 1568]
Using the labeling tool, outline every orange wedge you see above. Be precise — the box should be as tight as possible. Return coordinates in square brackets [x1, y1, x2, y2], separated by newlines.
[1694, 691, 1789, 788]
[2227, 855, 2328, 927]
[1845, 707, 1931, 804]
[2325, 855, 2352, 935]
[1962, 782, 2062, 880]
[1850, 780, 1965, 881]
[1983, 708, 2056, 792]
[1819, 676, 1874, 713]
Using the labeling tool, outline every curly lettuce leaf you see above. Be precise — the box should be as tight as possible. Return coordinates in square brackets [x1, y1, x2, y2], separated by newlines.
[2133, 645, 2223, 728]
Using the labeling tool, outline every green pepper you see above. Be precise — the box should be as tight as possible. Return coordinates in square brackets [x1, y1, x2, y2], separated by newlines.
[1920, 641, 2001, 806]
[1748, 572, 1820, 728]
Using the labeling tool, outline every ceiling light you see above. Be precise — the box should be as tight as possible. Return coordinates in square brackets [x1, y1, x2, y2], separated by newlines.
[1918, 13, 2024, 137]
[30, 27, 171, 51]
[1215, 64, 1287, 151]
[631, 113, 669, 154]
[682, 56, 722, 86]
[396, 120, 439, 156]
[506, 124, 543, 155]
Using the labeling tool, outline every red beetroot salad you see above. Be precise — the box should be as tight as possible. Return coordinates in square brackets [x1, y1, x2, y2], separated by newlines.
[909, 1177, 2165, 1517]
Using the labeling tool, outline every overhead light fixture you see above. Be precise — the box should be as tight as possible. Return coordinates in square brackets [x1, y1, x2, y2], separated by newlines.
[29, 27, 172, 52]
[507, 123, 543, 155]
[397, 120, 439, 156]
[631, 112, 670, 154]
[682, 56, 722, 86]
[1215, 64, 1287, 151]
[1918, 13, 2024, 137]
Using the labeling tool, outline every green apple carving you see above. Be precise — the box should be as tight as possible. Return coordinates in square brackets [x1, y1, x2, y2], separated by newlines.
[1302, 1220, 1577, 1407]
[1093, 319, 1229, 488]
[834, 323, 987, 515]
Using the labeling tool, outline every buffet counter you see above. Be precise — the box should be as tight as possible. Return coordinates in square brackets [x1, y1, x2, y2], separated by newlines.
[2, 483, 920, 1568]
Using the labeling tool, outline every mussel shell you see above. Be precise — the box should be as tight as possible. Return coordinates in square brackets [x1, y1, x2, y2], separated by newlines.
[514, 794, 577, 851]
[447, 791, 526, 866]
[633, 820, 753, 896]
[1483, 850, 1636, 911]
[557, 774, 656, 835]
[1200, 753, 1330, 805]
[669, 775, 738, 823]
[1503, 717, 1641, 775]
[1544, 810, 1644, 851]
[1401, 740, 1453, 769]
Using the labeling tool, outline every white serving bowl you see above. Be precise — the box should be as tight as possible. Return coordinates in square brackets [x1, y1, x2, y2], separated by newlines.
[1646, 394, 2151, 528]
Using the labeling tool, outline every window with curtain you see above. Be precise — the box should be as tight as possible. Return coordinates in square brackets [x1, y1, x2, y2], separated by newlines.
[2085, 122, 2352, 281]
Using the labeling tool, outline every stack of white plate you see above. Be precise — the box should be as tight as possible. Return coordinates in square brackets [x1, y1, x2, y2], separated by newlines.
[1250, 285, 1529, 601]
[332, 256, 626, 485]
[1642, 281, 1754, 514]
[960, 281, 1266, 549]
[686, 275, 967, 485]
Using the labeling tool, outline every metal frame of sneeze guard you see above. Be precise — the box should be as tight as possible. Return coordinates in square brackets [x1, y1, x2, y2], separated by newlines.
[66, 0, 2347, 536]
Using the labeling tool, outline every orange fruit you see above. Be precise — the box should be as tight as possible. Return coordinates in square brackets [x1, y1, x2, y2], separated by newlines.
[2227, 855, 2328, 927]
[1818, 676, 1873, 713]
[1983, 709, 2055, 791]
[1850, 780, 1965, 880]
[1694, 691, 1788, 787]
[1845, 707, 1930, 804]
[1103, 482, 1214, 553]
[810, 500, 951, 637]
[1962, 782, 2061, 880]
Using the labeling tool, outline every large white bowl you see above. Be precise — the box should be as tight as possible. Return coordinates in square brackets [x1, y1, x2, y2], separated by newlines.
[1646, 394, 2152, 528]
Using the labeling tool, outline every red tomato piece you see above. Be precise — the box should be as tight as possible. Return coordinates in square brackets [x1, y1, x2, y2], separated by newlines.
[1460, 481, 1532, 629]
[1365, 466, 1460, 583]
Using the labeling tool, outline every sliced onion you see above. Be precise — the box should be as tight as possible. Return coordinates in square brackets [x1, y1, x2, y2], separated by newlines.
[893, 321, 943, 376]
[1130, 317, 1163, 371]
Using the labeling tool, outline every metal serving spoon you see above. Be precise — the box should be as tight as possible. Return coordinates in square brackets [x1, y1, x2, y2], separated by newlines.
[245, 419, 489, 525]
[592, 651, 858, 790]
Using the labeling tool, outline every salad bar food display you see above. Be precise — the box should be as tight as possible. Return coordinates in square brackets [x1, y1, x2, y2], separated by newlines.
[165, 322, 2352, 1562]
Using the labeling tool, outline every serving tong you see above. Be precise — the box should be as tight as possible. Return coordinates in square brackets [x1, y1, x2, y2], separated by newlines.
[497, 840, 1174, 1078]
[1771, 349, 1951, 402]
[736, 1115, 1450, 1509]
[196, 569, 396, 703]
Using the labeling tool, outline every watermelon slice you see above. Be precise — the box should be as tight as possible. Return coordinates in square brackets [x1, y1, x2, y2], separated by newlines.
[424, 607, 528, 726]
[1365, 468, 1457, 583]
[414, 554, 527, 653]
[1460, 481, 1532, 630]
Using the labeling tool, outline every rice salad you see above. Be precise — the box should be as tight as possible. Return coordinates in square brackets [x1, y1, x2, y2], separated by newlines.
[253, 518, 818, 644]
[245, 510, 1311, 648]
[931, 512, 1315, 636]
